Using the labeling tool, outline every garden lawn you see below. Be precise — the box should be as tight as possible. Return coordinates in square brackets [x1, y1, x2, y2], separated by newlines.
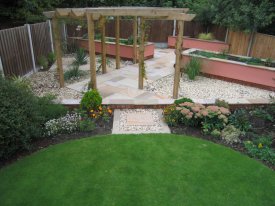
[0, 134, 274, 206]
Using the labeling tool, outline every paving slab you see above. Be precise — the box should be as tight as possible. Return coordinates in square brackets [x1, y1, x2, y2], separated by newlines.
[112, 109, 171, 134]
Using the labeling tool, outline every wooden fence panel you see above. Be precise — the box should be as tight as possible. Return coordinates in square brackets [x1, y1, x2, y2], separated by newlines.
[0, 26, 33, 76]
[251, 33, 275, 59]
[227, 30, 250, 56]
[30, 22, 52, 66]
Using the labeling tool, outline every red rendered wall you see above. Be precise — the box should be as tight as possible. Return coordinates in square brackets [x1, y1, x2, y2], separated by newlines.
[182, 54, 275, 90]
[168, 36, 229, 52]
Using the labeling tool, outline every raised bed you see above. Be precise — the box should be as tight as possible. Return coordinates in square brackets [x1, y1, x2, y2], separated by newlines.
[181, 49, 275, 91]
[68, 37, 155, 61]
[168, 36, 229, 52]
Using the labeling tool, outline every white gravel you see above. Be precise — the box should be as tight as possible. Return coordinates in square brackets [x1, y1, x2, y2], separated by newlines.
[119, 109, 162, 132]
[29, 55, 129, 101]
[145, 74, 275, 100]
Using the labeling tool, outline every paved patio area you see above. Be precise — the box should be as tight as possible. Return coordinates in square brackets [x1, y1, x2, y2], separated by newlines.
[66, 49, 175, 105]
[63, 48, 273, 106]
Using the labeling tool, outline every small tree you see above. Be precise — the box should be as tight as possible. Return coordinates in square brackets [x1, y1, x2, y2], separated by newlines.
[213, 0, 275, 55]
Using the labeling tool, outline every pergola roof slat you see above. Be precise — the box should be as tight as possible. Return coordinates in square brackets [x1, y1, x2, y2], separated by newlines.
[44, 7, 194, 21]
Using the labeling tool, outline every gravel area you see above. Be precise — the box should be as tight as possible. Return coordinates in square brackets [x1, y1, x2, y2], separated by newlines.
[29, 71, 83, 101]
[29, 55, 130, 100]
[145, 74, 275, 100]
[119, 109, 162, 132]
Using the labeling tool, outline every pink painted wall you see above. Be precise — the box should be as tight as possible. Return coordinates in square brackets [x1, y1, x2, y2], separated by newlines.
[70, 37, 154, 60]
[168, 36, 229, 52]
[182, 54, 275, 90]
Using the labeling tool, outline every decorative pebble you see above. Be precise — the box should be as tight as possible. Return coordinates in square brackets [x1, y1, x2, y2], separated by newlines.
[144, 74, 275, 100]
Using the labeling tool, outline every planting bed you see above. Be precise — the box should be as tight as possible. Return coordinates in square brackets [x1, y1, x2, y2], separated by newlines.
[69, 37, 155, 61]
[168, 36, 229, 52]
[182, 49, 275, 90]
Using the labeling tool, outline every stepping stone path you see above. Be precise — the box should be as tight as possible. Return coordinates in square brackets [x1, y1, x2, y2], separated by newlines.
[112, 109, 171, 134]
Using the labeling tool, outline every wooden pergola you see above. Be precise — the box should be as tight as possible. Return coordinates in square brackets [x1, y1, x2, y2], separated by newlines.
[44, 7, 195, 99]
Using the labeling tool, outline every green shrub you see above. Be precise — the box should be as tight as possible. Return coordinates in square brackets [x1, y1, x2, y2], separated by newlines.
[198, 33, 214, 40]
[0, 77, 44, 160]
[79, 118, 96, 132]
[164, 103, 231, 133]
[48, 52, 56, 65]
[221, 125, 241, 144]
[80, 89, 102, 111]
[37, 94, 68, 122]
[201, 105, 231, 135]
[0, 76, 69, 160]
[73, 48, 88, 66]
[184, 57, 201, 80]
[163, 105, 182, 126]
[174, 97, 193, 105]
[244, 141, 275, 165]
[38, 55, 49, 69]
[11, 75, 31, 90]
[64, 64, 86, 81]
[229, 109, 251, 132]
[252, 134, 273, 148]
[215, 99, 229, 109]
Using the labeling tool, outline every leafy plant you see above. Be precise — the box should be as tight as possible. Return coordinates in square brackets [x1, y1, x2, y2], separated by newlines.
[0, 76, 65, 160]
[251, 108, 274, 123]
[96, 56, 112, 72]
[215, 99, 229, 109]
[252, 134, 273, 148]
[221, 125, 241, 144]
[64, 64, 86, 81]
[80, 89, 102, 111]
[184, 57, 201, 80]
[47, 52, 56, 65]
[163, 105, 182, 126]
[73, 48, 88, 66]
[79, 118, 96, 132]
[244, 141, 275, 165]
[38, 55, 49, 69]
[174, 97, 194, 105]
[201, 105, 231, 135]
[228, 109, 251, 132]
[198, 33, 214, 40]
[36, 94, 68, 122]
[11, 75, 31, 90]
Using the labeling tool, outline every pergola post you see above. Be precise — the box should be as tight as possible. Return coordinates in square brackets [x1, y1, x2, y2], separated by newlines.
[52, 17, 64, 87]
[100, 17, 107, 74]
[133, 16, 138, 64]
[173, 20, 184, 99]
[115, 16, 120, 69]
[138, 17, 145, 90]
[87, 14, 97, 89]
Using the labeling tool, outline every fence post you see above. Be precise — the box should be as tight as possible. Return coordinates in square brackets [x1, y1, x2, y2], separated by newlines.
[0, 56, 4, 77]
[173, 20, 176, 36]
[25, 24, 36, 72]
[47, 20, 54, 52]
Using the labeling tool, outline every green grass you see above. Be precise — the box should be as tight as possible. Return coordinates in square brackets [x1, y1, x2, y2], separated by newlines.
[0, 134, 274, 206]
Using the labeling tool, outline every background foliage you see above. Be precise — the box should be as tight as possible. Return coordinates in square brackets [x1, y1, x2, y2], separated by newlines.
[1, 0, 274, 35]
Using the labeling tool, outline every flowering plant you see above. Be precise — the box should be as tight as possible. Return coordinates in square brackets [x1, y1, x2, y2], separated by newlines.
[164, 102, 231, 136]
[89, 105, 112, 123]
[44, 112, 81, 137]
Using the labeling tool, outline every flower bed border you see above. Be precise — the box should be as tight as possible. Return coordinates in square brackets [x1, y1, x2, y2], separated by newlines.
[182, 49, 275, 91]
[68, 37, 155, 61]
[168, 36, 229, 52]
